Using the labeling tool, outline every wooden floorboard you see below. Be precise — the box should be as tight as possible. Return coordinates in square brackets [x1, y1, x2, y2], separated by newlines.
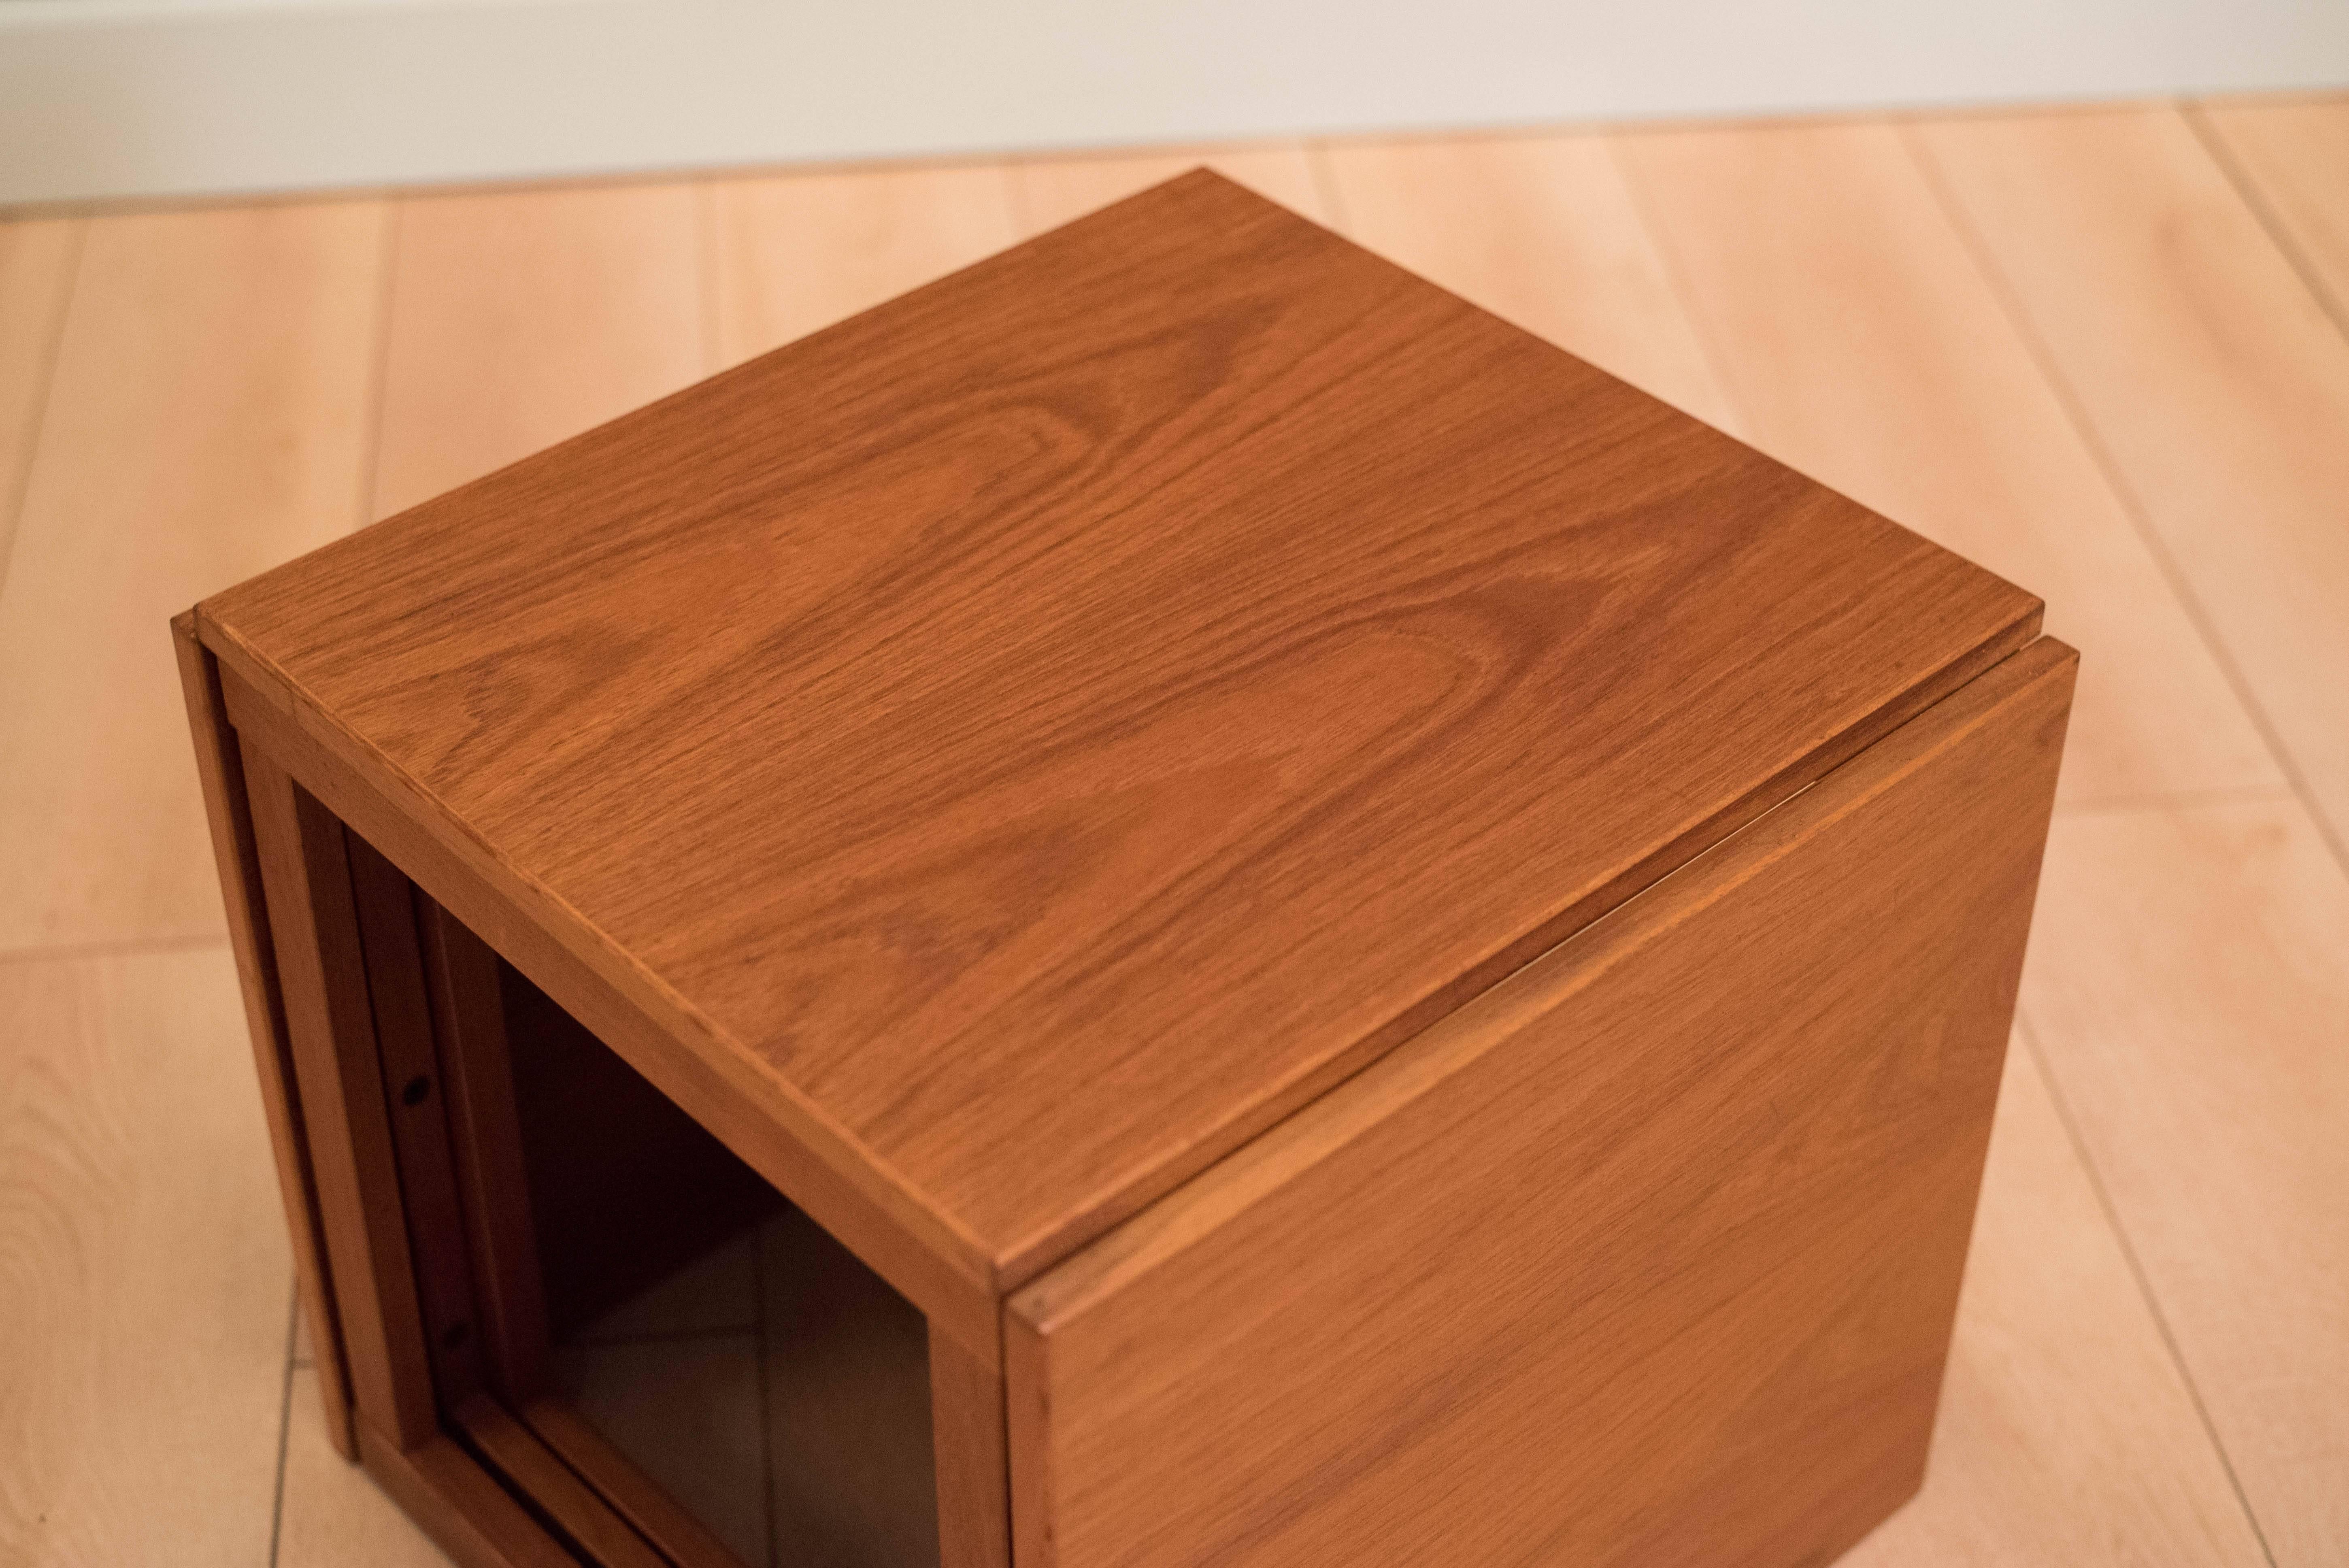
[1842, 1044, 2268, 1567]
[0, 202, 384, 956]
[3, 101, 2344, 1566]
[370, 183, 708, 520]
[706, 164, 1019, 367]
[2194, 98, 2349, 335]
[2019, 798, 2349, 1565]
[1611, 118, 2280, 808]
[0, 217, 80, 591]
[1914, 105, 2349, 866]
[1321, 132, 1743, 433]
[0, 949, 293, 1564]
[1004, 145, 1328, 234]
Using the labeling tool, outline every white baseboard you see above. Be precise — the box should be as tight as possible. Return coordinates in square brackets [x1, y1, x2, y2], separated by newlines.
[3, 0, 2345, 206]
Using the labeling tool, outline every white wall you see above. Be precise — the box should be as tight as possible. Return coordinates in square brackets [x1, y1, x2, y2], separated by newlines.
[2, 0, 2345, 206]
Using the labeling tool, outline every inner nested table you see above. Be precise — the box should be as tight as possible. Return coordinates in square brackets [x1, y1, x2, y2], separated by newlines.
[178, 170, 2073, 1568]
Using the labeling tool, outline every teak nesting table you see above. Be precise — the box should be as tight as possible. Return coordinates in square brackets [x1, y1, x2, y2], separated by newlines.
[177, 171, 2074, 1568]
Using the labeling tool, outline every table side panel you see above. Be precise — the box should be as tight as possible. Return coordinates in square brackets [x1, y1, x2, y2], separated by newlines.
[1008, 639, 2077, 1568]
[170, 616, 356, 1457]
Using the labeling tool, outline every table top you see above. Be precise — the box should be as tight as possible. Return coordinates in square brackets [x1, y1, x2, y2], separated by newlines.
[200, 171, 2040, 1288]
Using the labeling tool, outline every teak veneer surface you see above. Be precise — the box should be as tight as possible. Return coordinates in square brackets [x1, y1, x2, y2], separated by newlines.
[1009, 637, 2076, 1568]
[196, 170, 2040, 1287]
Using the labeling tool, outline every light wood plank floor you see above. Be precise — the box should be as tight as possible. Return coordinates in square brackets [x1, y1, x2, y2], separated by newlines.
[4, 96, 2345, 1566]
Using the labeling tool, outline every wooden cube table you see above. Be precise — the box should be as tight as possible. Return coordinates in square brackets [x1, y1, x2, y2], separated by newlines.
[176, 172, 2074, 1568]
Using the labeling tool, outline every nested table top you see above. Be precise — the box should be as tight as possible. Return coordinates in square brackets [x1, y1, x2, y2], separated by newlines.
[199, 172, 2039, 1288]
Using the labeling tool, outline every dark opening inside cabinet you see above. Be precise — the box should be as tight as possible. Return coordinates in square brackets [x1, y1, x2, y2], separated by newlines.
[273, 797, 955, 1568]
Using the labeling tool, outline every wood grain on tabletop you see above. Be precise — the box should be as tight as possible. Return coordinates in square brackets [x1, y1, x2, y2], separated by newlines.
[1842, 1043, 2268, 1567]
[197, 171, 2041, 1292]
[0, 203, 383, 955]
[2195, 98, 2349, 322]
[707, 164, 1018, 365]
[371, 182, 706, 519]
[0, 217, 81, 580]
[1322, 134, 1742, 433]
[1005, 145, 1328, 233]
[0, 949, 291, 1566]
[2021, 798, 2349, 1564]
[1009, 640, 2073, 1568]
[1914, 108, 2349, 846]
[1613, 120, 2279, 806]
